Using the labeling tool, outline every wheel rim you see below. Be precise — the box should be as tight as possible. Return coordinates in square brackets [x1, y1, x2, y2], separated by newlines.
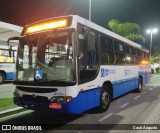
[102, 91, 109, 108]
[0, 76, 2, 83]
[139, 79, 142, 91]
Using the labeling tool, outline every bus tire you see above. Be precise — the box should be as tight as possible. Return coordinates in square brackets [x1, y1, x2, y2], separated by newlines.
[0, 73, 5, 84]
[135, 77, 142, 93]
[98, 85, 111, 112]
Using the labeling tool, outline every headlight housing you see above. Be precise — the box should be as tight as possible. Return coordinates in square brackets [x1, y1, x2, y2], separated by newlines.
[13, 89, 20, 98]
[50, 96, 72, 103]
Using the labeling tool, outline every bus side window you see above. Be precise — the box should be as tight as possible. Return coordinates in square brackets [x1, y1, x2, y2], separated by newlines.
[78, 31, 99, 82]
[114, 41, 125, 65]
[125, 45, 134, 64]
[100, 35, 114, 65]
[134, 56, 140, 65]
[116, 53, 126, 64]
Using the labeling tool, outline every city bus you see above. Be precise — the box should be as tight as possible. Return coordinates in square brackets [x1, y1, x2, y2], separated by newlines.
[8, 15, 150, 114]
[0, 45, 17, 84]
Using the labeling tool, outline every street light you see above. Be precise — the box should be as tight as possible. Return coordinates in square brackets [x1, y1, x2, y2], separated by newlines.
[146, 28, 158, 58]
[89, 0, 91, 21]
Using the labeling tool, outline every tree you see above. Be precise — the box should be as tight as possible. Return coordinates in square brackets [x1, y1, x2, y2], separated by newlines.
[108, 19, 145, 43]
[108, 19, 120, 34]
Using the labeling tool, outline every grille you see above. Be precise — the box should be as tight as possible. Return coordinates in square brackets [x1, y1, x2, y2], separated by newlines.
[17, 86, 57, 93]
[22, 95, 48, 103]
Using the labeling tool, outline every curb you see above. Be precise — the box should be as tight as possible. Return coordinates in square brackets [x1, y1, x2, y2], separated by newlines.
[0, 107, 27, 118]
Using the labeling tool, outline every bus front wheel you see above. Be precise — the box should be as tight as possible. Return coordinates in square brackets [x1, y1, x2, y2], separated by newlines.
[0, 73, 5, 84]
[98, 85, 111, 112]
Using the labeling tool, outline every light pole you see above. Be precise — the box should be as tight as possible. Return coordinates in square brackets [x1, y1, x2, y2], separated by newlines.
[146, 28, 158, 58]
[89, 0, 91, 21]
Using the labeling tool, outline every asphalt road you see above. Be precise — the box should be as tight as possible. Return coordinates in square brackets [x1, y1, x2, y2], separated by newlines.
[0, 75, 160, 133]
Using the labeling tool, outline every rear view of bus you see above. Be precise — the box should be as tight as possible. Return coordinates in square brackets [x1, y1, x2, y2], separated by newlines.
[8, 15, 150, 114]
[0, 46, 17, 84]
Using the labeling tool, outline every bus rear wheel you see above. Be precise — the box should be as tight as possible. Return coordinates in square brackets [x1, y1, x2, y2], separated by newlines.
[0, 73, 5, 84]
[135, 77, 142, 93]
[98, 85, 111, 112]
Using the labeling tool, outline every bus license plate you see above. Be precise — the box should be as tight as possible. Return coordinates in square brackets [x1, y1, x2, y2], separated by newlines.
[49, 103, 62, 109]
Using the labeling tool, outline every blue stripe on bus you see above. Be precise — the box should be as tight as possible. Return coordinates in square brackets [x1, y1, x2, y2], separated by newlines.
[62, 88, 101, 114]
[113, 78, 138, 98]
[139, 71, 151, 85]
[6, 72, 15, 80]
[111, 76, 138, 85]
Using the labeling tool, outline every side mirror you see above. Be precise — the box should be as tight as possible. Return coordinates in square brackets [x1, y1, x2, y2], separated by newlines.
[9, 46, 12, 58]
[7, 36, 21, 45]
[8, 36, 21, 58]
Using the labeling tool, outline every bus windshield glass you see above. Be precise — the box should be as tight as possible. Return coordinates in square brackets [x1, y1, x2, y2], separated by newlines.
[17, 31, 75, 82]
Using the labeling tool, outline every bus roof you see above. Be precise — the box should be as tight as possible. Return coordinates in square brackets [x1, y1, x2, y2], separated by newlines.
[23, 15, 149, 52]
[73, 15, 149, 53]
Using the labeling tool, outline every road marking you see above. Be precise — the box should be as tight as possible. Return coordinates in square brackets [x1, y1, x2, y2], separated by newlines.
[120, 102, 129, 108]
[143, 91, 147, 94]
[146, 84, 159, 86]
[98, 113, 114, 122]
[134, 95, 140, 99]
[149, 88, 153, 90]
[0, 107, 23, 115]
[0, 110, 33, 123]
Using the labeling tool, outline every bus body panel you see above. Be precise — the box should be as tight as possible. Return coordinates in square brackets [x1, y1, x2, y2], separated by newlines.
[14, 88, 101, 114]
[113, 77, 139, 98]
[139, 65, 151, 85]
[0, 63, 15, 80]
[0, 45, 17, 82]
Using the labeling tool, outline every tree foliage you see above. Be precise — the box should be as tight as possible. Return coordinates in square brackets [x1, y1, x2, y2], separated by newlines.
[150, 57, 160, 64]
[108, 19, 145, 43]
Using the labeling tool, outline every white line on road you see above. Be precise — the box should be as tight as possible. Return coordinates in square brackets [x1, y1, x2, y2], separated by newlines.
[149, 88, 153, 90]
[134, 95, 140, 99]
[143, 91, 147, 94]
[98, 113, 114, 122]
[0, 107, 23, 115]
[120, 102, 129, 108]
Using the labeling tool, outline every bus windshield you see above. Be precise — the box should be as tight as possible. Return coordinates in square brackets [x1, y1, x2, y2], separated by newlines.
[17, 31, 76, 82]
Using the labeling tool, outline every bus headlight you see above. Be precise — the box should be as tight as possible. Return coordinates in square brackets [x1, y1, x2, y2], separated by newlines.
[66, 96, 72, 103]
[50, 96, 72, 103]
[50, 96, 65, 103]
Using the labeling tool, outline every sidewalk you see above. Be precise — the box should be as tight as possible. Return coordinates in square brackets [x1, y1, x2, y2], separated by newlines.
[151, 73, 160, 77]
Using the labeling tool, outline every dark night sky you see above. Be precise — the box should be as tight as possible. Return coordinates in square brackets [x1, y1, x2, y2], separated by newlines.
[0, 0, 160, 52]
